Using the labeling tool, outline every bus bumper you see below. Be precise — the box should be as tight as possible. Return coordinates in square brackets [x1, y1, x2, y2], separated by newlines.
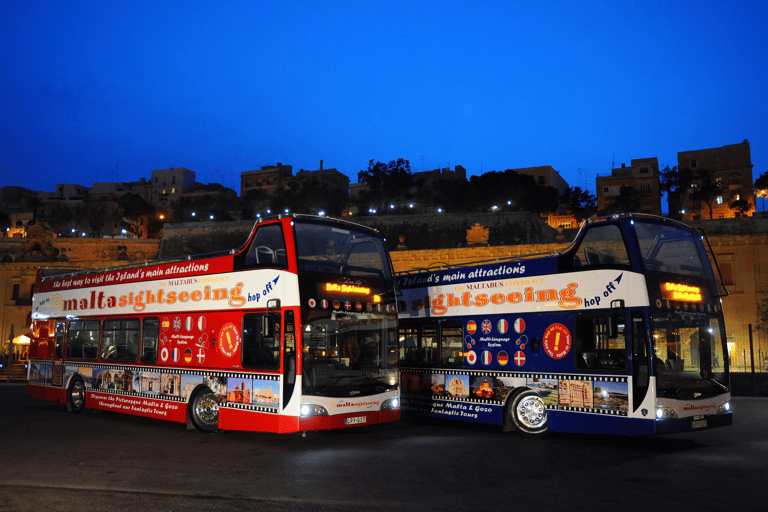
[655, 412, 733, 434]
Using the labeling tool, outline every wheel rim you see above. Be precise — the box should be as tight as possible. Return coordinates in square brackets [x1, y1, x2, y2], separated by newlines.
[70, 380, 85, 410]
[516, 395, 546, 430]
[194, 392, 219, 430]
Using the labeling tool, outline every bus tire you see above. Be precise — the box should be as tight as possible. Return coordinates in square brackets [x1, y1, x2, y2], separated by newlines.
[508, 389, 548, 436]
[68, 376, 86, 414]
[189, 387, 219, 432]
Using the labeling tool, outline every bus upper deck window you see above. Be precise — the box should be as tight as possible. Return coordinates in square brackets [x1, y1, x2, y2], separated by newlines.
[246, 225, 287, 267]
[574, 225, 630, 267]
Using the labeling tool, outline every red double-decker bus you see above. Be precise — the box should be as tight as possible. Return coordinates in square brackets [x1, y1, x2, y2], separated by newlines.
[27, 215, 400, 433]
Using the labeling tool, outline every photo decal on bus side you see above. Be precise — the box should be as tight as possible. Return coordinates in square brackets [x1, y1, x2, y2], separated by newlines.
[28, 359, 283, 418]
[401, 369, 629, 424]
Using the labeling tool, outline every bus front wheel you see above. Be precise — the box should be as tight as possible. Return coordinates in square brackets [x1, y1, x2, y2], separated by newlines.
[189, 387, 219, 432]
[508, 390, 548, 436]
[68, 376, 86, 413]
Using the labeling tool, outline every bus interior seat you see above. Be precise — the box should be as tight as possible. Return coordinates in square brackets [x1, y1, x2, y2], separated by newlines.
[583, 247, 599, 265]
[599, 249, 616, 264]
[583, 352, 601, 369]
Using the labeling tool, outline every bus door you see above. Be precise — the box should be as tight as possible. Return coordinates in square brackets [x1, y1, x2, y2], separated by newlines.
[630, 310, 651, 413]
[242, 300, 285, 402]
[283, 310, 297, 408]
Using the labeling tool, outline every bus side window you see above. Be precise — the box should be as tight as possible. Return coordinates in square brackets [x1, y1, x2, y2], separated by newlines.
[574, 315, 627, 370]
[440, 322, 464, 368]
[246, 225, 288, 267]
[102, 319, 140, 362]
[141, 317, 159, 364]
[242, 313, 281, 370]
[66, 319, 100, 361]
[399, 324, 438, 367]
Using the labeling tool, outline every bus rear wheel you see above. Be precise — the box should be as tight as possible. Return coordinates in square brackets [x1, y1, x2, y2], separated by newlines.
[189, 388, 219, 432]
[68, 376, 86, 413]
[508, 390, 548, 436]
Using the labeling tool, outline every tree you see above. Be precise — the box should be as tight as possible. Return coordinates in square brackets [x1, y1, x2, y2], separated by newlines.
[357, 159, 414, 212]
[755, 171, 768, 211]
[689, 168, 726, 219]
[239, 188, 269, 220]
[119, 193, 156, 237]
[730, 198, 753, 217]
[561, 186, 597, 223]
[660, 165, 695, 220]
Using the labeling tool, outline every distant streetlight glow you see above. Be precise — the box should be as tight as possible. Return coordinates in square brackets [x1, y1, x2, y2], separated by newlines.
[209, 215, 214, 220]
[191, 212, 196, 217]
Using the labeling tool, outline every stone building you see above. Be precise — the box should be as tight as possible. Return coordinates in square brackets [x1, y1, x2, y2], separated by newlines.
[596, 157, 662, 215]
[676, 139, 755, 220]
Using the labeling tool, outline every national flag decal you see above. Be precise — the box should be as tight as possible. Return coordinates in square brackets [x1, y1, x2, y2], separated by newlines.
[497, 319, 509, 334]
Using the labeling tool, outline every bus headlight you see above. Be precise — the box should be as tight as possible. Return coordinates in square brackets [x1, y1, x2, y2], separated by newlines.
[300, 404, 329, 417]
[380, 397, 399, 411]
[656, 406, 678, 420]
[718, 401, 730, 414]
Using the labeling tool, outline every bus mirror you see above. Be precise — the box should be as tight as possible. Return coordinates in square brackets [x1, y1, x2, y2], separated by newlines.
[266, 298, 281, 314]
[610, 300, 625, 338]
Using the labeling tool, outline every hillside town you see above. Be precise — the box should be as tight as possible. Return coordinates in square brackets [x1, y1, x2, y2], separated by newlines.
[2, 139, 767, 388]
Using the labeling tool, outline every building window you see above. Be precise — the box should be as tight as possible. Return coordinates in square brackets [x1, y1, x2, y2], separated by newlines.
[538, 176, 546, 185]
[720, 262, 734, 285]
[691, 159, 697, 168]
[12, 284, 21, 300]
[716, 196, 723, 205]
[640, 167, 649, 174]
[171, 187, 176, 194]
[640, 183, 651, 194]
[603, 187, 609, 192]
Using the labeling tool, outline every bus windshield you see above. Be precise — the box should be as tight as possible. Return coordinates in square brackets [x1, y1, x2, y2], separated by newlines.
[301, 309, 399, 398]
[652, 312, 728, 393]
[635, 222, 711, 279]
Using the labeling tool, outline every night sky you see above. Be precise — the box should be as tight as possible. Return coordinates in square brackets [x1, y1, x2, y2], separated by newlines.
[2, 1, 767, 210]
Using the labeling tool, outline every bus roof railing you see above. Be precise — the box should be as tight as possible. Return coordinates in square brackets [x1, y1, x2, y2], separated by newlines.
[38, 214, 381, 282]
[394, 212, 701, 277]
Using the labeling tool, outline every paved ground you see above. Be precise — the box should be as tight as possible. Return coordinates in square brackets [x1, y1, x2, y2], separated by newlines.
[1, 383, 765, 511]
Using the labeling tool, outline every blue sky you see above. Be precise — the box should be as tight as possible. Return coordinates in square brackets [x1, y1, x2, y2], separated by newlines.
[2, 1, 767, 209]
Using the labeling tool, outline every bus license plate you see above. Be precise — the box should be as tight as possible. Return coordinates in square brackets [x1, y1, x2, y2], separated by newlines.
[345, 416, 367, 425]
[691, 419, 707, 429]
